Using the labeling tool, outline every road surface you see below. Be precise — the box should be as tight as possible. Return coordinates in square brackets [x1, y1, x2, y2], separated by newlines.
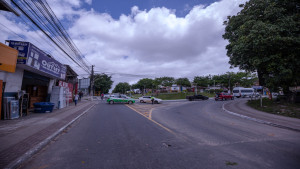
[21, 100, 300, 169]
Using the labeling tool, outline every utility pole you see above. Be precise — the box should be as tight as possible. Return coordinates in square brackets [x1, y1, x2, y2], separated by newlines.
[130, 86, 132, 97]
[90, 65, 94, 96]
[228, 75, 231, 94]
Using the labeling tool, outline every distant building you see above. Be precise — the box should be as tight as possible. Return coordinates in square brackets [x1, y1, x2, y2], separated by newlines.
[78, 78, 90, 95]
[133, 89, 141, 94]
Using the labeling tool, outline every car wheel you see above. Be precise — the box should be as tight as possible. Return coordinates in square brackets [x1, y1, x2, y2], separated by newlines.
[140, 100, 144, 103]
[128, 101, 133, 104]
[109, 100, 114, 104]
[222, 98, 225, 101]
[231, 97, 234, 100]
[154, 101, 158, 104]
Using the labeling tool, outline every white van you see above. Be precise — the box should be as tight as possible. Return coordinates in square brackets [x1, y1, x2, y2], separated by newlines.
[232, 87, 254, 98]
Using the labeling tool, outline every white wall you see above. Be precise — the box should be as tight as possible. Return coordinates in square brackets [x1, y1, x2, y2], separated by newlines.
[48, 79, 55, 94]
[0, 67, 23, 92]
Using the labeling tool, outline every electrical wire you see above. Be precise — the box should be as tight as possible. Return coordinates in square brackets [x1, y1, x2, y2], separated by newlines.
[10, 0, 91, 73]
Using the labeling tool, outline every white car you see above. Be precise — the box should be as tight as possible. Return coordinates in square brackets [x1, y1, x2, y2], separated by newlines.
[139, 96, 162, 104]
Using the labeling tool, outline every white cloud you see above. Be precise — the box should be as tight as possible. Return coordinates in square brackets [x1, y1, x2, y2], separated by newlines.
[0, 0, 245, 90]
[68, 0, 245, 81]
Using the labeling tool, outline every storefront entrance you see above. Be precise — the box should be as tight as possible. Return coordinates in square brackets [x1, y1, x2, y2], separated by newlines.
[21, 71, 50, 108]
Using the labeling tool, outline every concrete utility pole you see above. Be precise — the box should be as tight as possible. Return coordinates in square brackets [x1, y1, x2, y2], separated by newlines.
[228, 75, 231, 94]
[90, 65, 94, 96]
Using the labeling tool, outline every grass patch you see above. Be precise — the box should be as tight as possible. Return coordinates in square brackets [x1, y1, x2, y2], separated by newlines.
[247, 98, 300, 119]
[131, 92, 215, 100]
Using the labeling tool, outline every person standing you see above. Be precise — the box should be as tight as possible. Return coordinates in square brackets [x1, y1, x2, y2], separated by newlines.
[74, 93, 79, 106]
[151, 96, 154, 104]
[79, 91, 83, 101]
[101, 93, 104, 100]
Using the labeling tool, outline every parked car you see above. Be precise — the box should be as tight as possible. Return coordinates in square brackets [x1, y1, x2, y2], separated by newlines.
[103, 94, 110, 98]
[139, 96, 162, 104]
[107, 95, 135, 104]
[186, 95, 209, 101]
[215, 93, 234, 101]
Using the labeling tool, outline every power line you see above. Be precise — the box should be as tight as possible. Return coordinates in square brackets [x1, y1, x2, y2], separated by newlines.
[10, 0, 91, 74]
[0, 22, 26, 40]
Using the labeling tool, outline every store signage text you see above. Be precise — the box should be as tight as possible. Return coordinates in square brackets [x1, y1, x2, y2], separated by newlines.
[41, 60, 60, 74]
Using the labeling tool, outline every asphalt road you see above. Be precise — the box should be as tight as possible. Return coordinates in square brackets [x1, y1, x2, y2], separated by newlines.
[21, 100, 300, 169]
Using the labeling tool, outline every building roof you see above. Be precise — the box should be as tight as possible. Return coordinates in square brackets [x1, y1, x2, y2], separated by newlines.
[65, 65, 78, 77]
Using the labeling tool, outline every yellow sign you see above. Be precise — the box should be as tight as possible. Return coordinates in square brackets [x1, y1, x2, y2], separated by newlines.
[0, 42, 18, 72]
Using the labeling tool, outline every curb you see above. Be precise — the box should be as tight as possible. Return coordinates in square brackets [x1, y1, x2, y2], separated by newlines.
[222, 102, 300, 132]
[5, 103, 97, 169]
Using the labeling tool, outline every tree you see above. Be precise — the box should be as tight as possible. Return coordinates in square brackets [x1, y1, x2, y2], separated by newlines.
[193, 76, 211, 87]
[234, 72, 258, 88]
[223, 0, 300, 94]
[154, 77, 175, 87]
[93, 73, 113, 94]
[134, 78, 155, 93]
[176, 78, 191, 87]
[113, 82, 131, 94]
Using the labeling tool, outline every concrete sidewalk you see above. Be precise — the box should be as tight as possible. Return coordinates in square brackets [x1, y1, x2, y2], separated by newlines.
[223, 99, 300, 131]
[0, 98, 97, 169]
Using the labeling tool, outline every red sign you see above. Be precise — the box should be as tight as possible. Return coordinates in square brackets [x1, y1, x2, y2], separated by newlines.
[68, 83, 73, 103]
[58, 81, 68, 87]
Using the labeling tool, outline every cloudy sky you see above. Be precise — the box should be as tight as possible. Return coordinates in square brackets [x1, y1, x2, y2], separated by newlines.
[0, 0, 246, 87]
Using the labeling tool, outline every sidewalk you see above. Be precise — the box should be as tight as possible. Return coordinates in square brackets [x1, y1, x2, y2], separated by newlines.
[0, 98, 97, 169]
[223, 99, 300, 131]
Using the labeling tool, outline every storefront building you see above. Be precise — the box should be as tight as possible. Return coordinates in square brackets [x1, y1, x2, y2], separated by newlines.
[0, 40, 67, 119]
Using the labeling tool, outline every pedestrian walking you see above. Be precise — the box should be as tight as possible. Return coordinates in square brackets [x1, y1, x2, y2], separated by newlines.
[101, 93, 104, 100]
[79, 91, 83, 101]
[74, 93, 79, 106]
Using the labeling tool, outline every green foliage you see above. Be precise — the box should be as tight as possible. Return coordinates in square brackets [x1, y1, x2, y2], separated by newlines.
[132, 78, 155, 91]
[193, 76, 211, 87]
[113, 82, 131, 94]
[130, 73, 257, 92]
[223, 0, 300, 93]
[193, 72, 257, 91]
[154, 77, 175, 87]
[176, 78, 191, 87]
[247, 98, 300, 118]
[93, 74, 113, 94]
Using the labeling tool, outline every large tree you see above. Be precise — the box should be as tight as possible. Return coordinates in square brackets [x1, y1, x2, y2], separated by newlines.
[176, 78, 191, 87]
[193, 76, 211, 87]
[223, 0, 300, 93]
[93, 73, 113, 94]
[154, 77, 175, 87]
[133, 78, 155, 91]
[113, 82, 131, 94]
